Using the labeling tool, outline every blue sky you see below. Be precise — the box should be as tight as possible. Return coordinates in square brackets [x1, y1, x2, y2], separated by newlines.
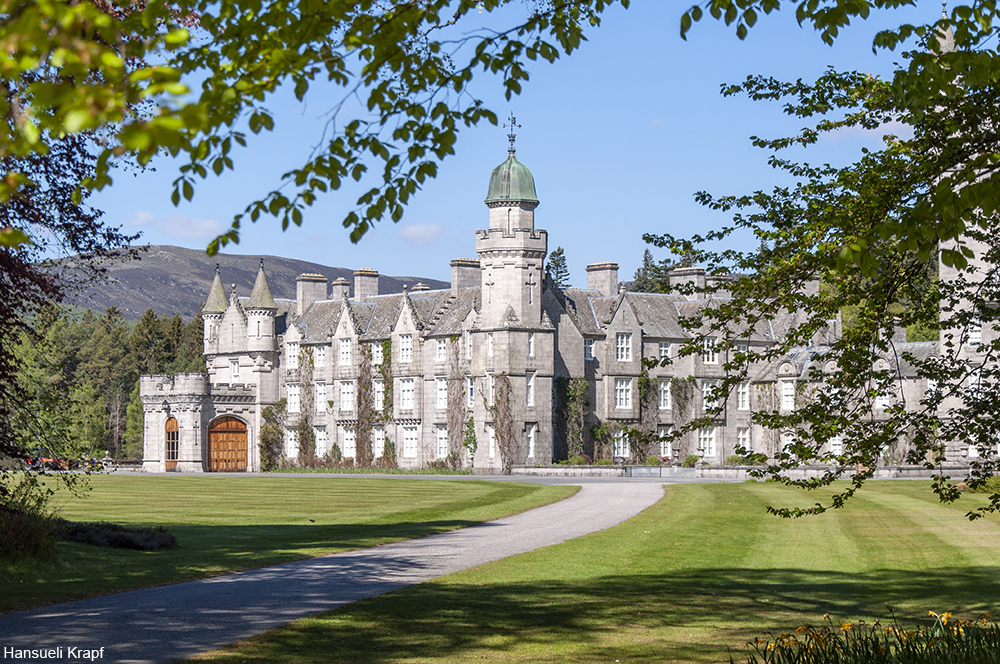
[90, 1, 936, 287]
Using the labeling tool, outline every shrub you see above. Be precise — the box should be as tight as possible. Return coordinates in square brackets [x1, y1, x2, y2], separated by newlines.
[595, 458, 613, 466]
[968, 475, 1000, 494]
[54, 520, 177, 551]
[726, 455, 746, 466]
[732, 612, 1000, 664]
[644, 455, 661, 465]
[567, 455, 587, 466]
[682, 454, 699, 468]
[0, 507, 56, 561]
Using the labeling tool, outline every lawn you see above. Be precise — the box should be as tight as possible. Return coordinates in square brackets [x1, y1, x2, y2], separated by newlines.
[1, 475, 576, 613]
[188, 481, 1000, 664]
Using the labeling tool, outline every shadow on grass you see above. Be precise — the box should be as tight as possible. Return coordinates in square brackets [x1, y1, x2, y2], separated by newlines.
[202, 566, 1000, 663]
[3, 520, 483, 612]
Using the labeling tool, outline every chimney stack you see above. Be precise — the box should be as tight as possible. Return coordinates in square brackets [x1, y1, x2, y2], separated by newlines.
[330, 276, 350, 300]
[354, 268, 379, 301]
[586, 262, 619, 297]
[296, 273, 327, 315]
[450, 258, 480, 297]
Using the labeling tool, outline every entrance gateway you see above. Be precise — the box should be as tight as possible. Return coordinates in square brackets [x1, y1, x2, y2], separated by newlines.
[208, 417, 247, 472]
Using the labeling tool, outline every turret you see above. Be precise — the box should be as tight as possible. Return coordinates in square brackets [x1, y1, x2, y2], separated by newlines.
[202, 264, 227, 355]
[246, 259, 277, 353]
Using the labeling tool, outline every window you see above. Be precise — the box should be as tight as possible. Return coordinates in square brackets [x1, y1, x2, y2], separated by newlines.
[372, 342, 383, 366]
[699, 427, 716, 457]
[287, 341, 299, 369]
[400, 378, 414, 410]
[926, 378, 939, 398]
[399, 334, 412, 363]
[830, 435, 843, 455]
[702, 380, 718, 412]
[287, 384, 300, 413]
[781, 381, 796, 410]
[436, 426, 448, 459]
[737, 382, 750, 410]
[702, 337, 717, 364]
[343, 428, 356, 458]
[436, 339, 447, 362]
[316, 382, 327, 409]
[487, 333, 494, 357]
[487, 425, 496, 458]
[340, 381, 354, 411]
[465, 332, 472, 360]
[875, 391, 891, 410]
[467, 377, 475, 408]
[256, 320, 262, 339]
[659, 342, 670, 361]
[402, 426, 418, 458]
[782, 431, 796, 455]
[528, 333, 535, 357]
[970, 318, 983, 346]
[526, 424, 535, 458]
[315, 346, 325, 368]
[373, 428, 385, 458]
[737, 427, 750, 453]
[613, 430, 630, 458]
[969, 443, 981, 459]
[658, 425, 672, 457]
[340, 338, 351, 365]
[616, 333, 632, 361]
[437, 378, 448, 409]
[373, 379, 384, 412]
[526, 373, 535, 407]
[284, 428, 296, 458]
[315, 428, 328, 456]
[230, 360, 240, 383]
[614, 378, 632, 409]
[658, 381, 671, 410]
[486, 373, 495, 406]
[584, 339, 595, 361]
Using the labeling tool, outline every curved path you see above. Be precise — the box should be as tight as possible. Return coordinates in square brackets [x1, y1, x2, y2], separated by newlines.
[0, 480, 663, 664]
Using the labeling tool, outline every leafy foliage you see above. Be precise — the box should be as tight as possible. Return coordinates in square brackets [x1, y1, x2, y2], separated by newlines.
[259, 399, 286, 472]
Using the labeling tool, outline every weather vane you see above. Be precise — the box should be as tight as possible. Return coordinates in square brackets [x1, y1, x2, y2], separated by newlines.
[503, 112, 521, 153]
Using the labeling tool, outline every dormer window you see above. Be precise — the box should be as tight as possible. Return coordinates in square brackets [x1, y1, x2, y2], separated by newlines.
[400, 334, 412, 363]
[616, 333, 631, 362]
[340, 338, 352, 365]
[702, 337, 717, 365]
[287, 342, 299, 370]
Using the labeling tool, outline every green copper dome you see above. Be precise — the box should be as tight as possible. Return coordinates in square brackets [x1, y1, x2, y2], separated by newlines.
[485, 151, 538, 205]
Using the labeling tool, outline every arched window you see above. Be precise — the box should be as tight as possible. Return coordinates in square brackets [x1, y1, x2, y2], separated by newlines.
[165, 418, 179, 471]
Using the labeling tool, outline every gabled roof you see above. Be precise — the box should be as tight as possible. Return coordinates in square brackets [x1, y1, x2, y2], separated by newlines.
[621, 292, 688, 338]
[426, 288, 481, 337]
[359, 294, 404, 341]
[292, 300, 342, 343]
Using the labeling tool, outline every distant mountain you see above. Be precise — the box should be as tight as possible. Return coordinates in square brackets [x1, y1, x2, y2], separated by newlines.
[65, 245, 449, 321]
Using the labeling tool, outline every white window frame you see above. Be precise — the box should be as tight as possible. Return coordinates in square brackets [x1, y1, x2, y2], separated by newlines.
[658, 381, 671, 410]
[373, 379, 384, 412]
[402, 425, 418, 458]
[487, 424, 496, 458]
[436, 425, 448, 459]
[702, 380, 718, 412]
[702, 337, 717, 365]
[465, 332, 472, 360]
[584, 338, 595, 361]
[340, 380, 354, 411]
[699, 427, 716, 457]
[616, 333, 632, 362]
[399, 334, 412, 363]
[830, 435, 843, 455]
[373, 427, 385, 458]
[315, 346, 326, 368]
[343, 428, 356, 459]
[526, 372, 535, 407]
[316, 382, 327, 409]
[436, 338, 447, 362]
[614, 377, 632, 409]
[372, 342, 383, 366]
[970, 318, 983, 346]
[315, 427, 328, 457]
[486, 373, 494, 406]
[526, 424, 535, 458]
[781, 381, 796, 411]
[527, 333, 535, 357]
[230, 359, 240, 383]
[613, 430, 630, 458]
[400, 378, 414, 410]
[436, 377, 448, 409]
[658, 425, 672, 457]
[659, 342, 670, 361]
[782, 431, 796, 455]
[287, 384, 300, 414]
[487, 332, 494, 357]
[287, 341, 299, 370]
[737, 427, 750, 453]
[340, 338, 351, 366]
[737, 382, 750, 410]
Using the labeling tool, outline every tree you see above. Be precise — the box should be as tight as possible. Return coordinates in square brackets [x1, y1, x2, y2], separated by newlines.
[630, 249, 661, 293]
[547, 247, 571, 289]
[650, 6, 1000, 518]
[123, 379, 144, 460]
[259, 399, 287, 472]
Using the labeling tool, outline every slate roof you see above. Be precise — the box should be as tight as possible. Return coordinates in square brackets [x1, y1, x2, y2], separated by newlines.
[246, 262, 277, 310]
[426, 288, 480, 337]
[203, 269, 228, 314]
[359, 294, 404, 341]
[621, 293, 688, 338]
[559, 288, 603, 335]
[293, 300, 343, 343]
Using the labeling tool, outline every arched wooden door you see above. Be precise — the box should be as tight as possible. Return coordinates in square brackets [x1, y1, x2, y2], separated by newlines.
[165, 418, 179, 471]
[208, 417, 247, 472]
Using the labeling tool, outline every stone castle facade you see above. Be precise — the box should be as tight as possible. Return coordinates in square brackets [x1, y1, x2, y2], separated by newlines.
[141, 144, 979, 473]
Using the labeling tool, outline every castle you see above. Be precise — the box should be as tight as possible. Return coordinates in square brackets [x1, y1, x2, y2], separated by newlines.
[141, 140, 973, 474]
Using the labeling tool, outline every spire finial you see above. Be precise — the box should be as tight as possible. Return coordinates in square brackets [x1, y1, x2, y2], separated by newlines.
[942, 0, 947, 19]
[215, 263, 220, 275]
[503, 112, 521, 154]
[259, 258, 265, 270]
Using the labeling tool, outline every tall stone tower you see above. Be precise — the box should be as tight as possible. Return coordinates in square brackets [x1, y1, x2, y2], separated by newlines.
[477, 121, 547, 326]
[202, 265, 227, 355]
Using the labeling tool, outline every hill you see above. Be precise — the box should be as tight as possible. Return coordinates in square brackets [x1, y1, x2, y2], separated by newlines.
[65, 246, 449, 320]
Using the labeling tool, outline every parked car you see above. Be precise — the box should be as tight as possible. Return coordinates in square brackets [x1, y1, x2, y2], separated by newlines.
[26, 447, 68, 471]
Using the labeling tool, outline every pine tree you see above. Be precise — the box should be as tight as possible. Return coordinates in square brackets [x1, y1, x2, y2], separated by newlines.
[123, 379, 144, 460]
[547, 246, 570, 289]
[129, 308, 166, 376]
[630, 249, 662, 293]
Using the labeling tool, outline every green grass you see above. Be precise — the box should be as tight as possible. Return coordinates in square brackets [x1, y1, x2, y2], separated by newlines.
[188, 481, 1000, 664]
[0, 475, 576, 613]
